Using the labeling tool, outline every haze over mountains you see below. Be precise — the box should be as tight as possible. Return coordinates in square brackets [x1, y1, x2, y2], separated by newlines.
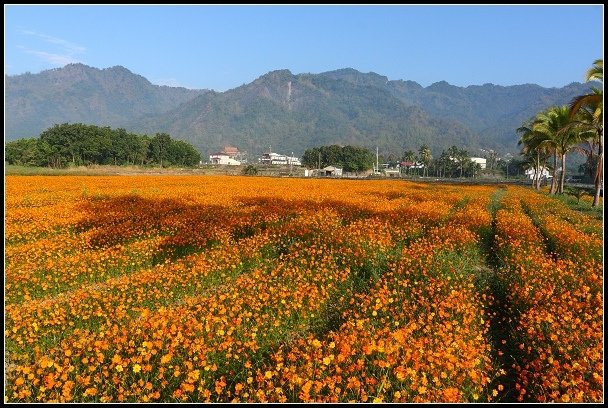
[5, 63, 593, 158]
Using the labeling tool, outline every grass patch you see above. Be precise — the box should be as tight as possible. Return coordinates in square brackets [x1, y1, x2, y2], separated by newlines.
[551, 192, 603, 220]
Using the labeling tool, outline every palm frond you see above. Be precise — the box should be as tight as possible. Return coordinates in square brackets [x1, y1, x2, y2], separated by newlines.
[586, 59, 603, 83]
[569, 93, 602, 118]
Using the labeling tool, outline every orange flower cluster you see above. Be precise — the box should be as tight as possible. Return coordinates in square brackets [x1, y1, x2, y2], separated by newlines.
[520, 193, 602, 264]
[243, 224, 495, 403]
[4, 177, 601, 402]
[493, 187, 603, 402]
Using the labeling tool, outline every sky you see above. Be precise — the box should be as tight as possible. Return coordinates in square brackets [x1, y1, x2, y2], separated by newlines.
[4, 4, 604, 91]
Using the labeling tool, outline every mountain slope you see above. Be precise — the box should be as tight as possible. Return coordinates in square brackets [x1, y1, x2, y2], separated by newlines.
[5, 63, 207, 139]
[129, 69, 484, 158]
[320, 68, 594, 146]
[6, 64, 594, 159]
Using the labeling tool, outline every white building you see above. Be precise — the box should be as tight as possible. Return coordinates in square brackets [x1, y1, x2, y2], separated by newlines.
[209, 153, 241, 165]
[384, 168, 400, 177]
[322, 166, 342, 177]
[470, 157, 487, 169]
[525, 167, 552, 180]
[209, 145, 242, 165]
[260, 152, 301, 166]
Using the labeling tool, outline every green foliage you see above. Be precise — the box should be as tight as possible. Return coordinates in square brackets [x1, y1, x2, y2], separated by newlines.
[564, 187, 588, 203]
[241, 164, 259, 175]
[5, 123, 201, 168]
[149, 132, 172, 167]
[301, 145, 374, 172]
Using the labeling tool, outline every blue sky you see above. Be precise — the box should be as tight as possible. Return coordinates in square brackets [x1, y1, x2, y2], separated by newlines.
[4, 5, 604, 91]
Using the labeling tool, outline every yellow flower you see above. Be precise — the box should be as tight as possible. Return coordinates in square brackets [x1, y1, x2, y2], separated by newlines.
[115, 364, 123, 372]
[322, 357, 331, 365]
[133, 364, 141, 373]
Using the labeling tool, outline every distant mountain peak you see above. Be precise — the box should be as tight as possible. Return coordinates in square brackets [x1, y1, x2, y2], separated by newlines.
[259, 69, 293, 78]
[6, 64, 594, 162]
[104, 65, 134, 73]
[428, 80, 452, 88]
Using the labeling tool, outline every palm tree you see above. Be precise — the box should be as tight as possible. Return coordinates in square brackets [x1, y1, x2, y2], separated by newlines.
[517, 121, 551, 190]
[456, 148, 470, 178]
[402, 150, 416, 175]
[437, 150, 451, 178]
[534, 106, 581, 194]
[569, 59, 603, 206]
[418, 145, 432, 177]
[531, 110, 559, 194]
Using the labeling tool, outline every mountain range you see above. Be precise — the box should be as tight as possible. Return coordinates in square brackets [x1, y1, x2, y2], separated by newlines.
[5, 63, 594, 159]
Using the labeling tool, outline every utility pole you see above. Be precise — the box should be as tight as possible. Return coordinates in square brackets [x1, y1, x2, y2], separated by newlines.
[290, 152, 293, 176]
[318, 151, 321, 175]
[376, 146, 379, 174]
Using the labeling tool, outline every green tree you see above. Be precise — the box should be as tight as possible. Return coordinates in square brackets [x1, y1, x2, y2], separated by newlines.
[137, 135, 151, 165]
[168, 140, 201, 166]
[342, 145, 374, 172]
[149, 133, 173, 167]
[301, 147, 321, 169]
[435, 150, 451, 178]
[242, 164, 258, 175]
[39, 123, 82, 165]
[517, 122, 551, 190]
[534, 106, 581, 193]
[401, 150, 416, 175]
[455, 148, 471, 178]
[530, 108, 562, 194]
[569, 59, 603, 206]
[418, 144, 432, 177]
[301, 145, 374, 173]
[5, 138, 39, 166]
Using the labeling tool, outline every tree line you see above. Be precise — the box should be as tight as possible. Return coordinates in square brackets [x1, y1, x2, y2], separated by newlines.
[517, 59, 602, 206]
[301, 143, 527, 179]
[301, 145, 375, 173]
[5, 123, 201, 168]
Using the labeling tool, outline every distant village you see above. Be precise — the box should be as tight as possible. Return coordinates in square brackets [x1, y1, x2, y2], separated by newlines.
[202, 145, 545, 180]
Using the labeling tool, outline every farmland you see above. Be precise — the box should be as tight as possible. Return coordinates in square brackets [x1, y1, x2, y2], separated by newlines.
[4, 175, 603, 403]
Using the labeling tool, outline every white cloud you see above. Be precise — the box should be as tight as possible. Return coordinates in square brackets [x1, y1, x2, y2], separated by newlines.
[19, 29, 86, 54]
[17, 45, 80, 66]
[16, 29, 85, 67]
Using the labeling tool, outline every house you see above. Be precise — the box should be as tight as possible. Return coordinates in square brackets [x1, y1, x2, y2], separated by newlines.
[384, 168, 400, 177]
[400, 161, 424, 169]
[260, 152, 301, 166]
[525, 167, 552, 180]
[209, 153, 241, 165]
[470, 157, 487, 169]
[322, 166, 343, 177]
[209, 145, 242, 165]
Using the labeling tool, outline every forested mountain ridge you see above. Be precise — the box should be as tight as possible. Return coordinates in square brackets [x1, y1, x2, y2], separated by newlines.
[6, 64, 593, 158]
[5, 63, 207, 139]
[319, 68, 595, 147]
[131, 69, 484, 158]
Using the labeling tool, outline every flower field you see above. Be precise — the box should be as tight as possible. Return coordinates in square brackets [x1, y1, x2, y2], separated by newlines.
[4, 175, 603, 402]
